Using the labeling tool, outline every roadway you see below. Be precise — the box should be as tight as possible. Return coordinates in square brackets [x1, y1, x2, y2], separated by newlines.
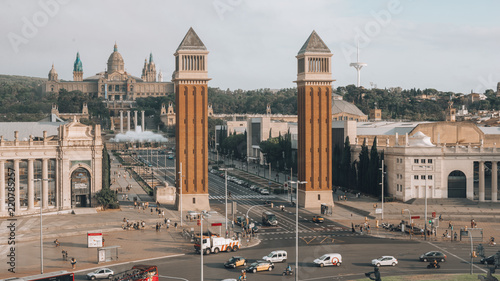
[106, 149, 492, 280]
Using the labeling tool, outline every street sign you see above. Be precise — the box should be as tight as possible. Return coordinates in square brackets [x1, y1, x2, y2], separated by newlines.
[375, 208, 382, 214]
[211, 223, 222, 226]
[411, 216, 420, 219]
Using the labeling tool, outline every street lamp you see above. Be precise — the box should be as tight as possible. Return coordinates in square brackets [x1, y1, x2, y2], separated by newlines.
[403, 208, 412, 239]
[419, 165, 431, 241]
[178, 162, 184, 227]
[380, 159, 386, 220]
[220, 167, 233, 236]
[33, 178, 50, 274]
[289, 180, 307, 281]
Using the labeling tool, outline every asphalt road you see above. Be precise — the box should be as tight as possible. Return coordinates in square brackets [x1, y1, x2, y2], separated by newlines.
[92, 150, 493, 280]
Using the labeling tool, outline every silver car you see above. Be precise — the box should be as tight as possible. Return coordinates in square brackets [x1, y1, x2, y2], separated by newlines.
[87, 268, 114, 280]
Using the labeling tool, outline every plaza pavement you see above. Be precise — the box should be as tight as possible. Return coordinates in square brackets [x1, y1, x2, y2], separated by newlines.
[2, 154, 500, 279]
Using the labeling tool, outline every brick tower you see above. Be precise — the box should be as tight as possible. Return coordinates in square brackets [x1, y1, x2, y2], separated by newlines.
[173, 28, 210, 211]
[295, 30, 334, 209]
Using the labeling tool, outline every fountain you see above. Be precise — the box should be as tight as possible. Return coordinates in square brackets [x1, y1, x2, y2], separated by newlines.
[111, 126, 167, 143]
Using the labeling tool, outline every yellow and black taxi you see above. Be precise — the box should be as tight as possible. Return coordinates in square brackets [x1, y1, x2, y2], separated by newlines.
[312, 215, 324, 223]
[224, 256, 247, 268]
[245, 260, 274, 273]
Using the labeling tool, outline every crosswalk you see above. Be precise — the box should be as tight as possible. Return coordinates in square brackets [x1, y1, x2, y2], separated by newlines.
[209, 195, 276, 200]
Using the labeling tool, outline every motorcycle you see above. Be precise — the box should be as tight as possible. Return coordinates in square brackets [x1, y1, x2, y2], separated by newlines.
[282, 268, 293, 276]
[427, 262, 440, 269]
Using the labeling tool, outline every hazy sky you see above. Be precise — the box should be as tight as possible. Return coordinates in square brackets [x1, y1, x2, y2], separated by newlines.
[1, 0, 500, 94]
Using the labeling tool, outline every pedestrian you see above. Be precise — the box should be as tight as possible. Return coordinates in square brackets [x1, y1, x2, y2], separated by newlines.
[162, 210, 165, 218]
[351, 223, 355, 233]
[134, 201, 137, 209]
[471, 219, 475, 228]
[360, 226, 363, 233]
[54, 239, 60, 247]
[164, 218, 167, 224]
[454, 232, 458, 241]
[125, 194, 129, 200]
[155, 223, 159, 232]
[62, 249, 67, 261]
[70, 258, 77, 269]
[174, 222, 178, 230]
[122, 194, 125, 200]
[151, 208, 153, 215]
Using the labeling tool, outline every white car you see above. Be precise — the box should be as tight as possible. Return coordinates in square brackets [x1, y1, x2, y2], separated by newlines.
[260, 189, 270, 195]
[86, 268, 114, 280]
[262, 250, 287, 263]
[314, 253, 342, 267]
[371, 256, 398, 267]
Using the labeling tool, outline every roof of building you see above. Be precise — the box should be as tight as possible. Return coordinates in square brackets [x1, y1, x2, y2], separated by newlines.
[479, 126, 500, 135]
[298, 30, 331, 55]
[331, 99, 366, 117]
[0, 122, 64, 141]
[83, 72, 144, 82]
[176, 27, 207, 51]
[355, 121, 429, 136]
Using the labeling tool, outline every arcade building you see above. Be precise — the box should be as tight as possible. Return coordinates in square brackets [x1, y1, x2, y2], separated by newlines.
[0, 118, 103, 217]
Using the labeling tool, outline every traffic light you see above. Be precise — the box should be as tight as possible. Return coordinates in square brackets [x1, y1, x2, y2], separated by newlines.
[429, 220, 432, 225]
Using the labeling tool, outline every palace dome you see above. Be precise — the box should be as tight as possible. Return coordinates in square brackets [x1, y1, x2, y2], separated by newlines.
[107, 43, 125, 74]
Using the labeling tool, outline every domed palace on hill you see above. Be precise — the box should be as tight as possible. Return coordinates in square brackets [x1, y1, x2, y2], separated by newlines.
[43, 43, 173, 110]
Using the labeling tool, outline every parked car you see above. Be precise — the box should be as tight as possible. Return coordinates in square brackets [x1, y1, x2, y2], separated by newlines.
[224, 256, 247, 268]
[86, 268, 114, 280]
[314, 253, 342, 267]
[245, 260, 274, 273]
[260, 189, 270, 195]
[480, 255, 496, 265]
[419, 251, 446, 262]
[262, 250, 287, 263]
[250, 185, 257, 191]
[371, 256, 398, 267]
[312, 215, 324, 223]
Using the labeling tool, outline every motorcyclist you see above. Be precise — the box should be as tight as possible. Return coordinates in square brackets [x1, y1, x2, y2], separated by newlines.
[239, 270, 246, 280]
[429, 259, 439, 268]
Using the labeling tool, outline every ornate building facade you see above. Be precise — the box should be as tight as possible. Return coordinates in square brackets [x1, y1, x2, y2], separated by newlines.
[0, 119, 103, 217]
[43, 44, 174, 101]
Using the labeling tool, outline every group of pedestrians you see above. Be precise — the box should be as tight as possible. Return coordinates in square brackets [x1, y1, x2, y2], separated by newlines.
[54, 239, 77, 269]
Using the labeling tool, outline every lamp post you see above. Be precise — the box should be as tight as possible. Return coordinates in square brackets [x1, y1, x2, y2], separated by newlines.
[179, 162, 183, 227]
[200, 215, 204, 281]
[468, 230, 474, 275]
[220, 168, 233, 235]
[290, 180, 307, 281]
[420, 165, 431, 241]
[380, 159, 385, 220]
[33, 178, 49, 274]
[403, 208, 412, 239]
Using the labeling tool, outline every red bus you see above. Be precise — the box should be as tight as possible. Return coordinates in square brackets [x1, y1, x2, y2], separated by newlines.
[114, 265, 158, 281]
[9, 271, 74, 281]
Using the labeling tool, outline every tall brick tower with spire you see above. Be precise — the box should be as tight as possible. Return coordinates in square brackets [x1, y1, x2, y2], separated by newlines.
[173, 28, 210, 211]
[295, 30, 334, 209]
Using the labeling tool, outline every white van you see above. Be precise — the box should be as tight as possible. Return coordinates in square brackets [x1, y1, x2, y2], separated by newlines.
[314, 253, 342, 267]
[262, 250, 287, 263]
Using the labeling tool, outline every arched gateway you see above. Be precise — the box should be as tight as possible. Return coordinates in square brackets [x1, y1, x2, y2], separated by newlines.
[448, 170, 466, 198]
[71, 167, 92, 207]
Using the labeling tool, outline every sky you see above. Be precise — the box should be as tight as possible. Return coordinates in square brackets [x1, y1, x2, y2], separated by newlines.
[1, 0, 500, 94]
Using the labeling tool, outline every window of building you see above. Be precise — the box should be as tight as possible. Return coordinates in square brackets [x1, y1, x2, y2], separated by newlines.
[115, 85, 119, 91]
[414, 159, 419, 164]
[414, 175, 418, 180]
[108, 85, 113, 92]
[318, 194, 321, 200]
[192, 198, 196, 204]
[421, 159, 426, 164]
[428, 159, 433, 164]
[428, 175, 433, 180]
[421, 175, 425, 180]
